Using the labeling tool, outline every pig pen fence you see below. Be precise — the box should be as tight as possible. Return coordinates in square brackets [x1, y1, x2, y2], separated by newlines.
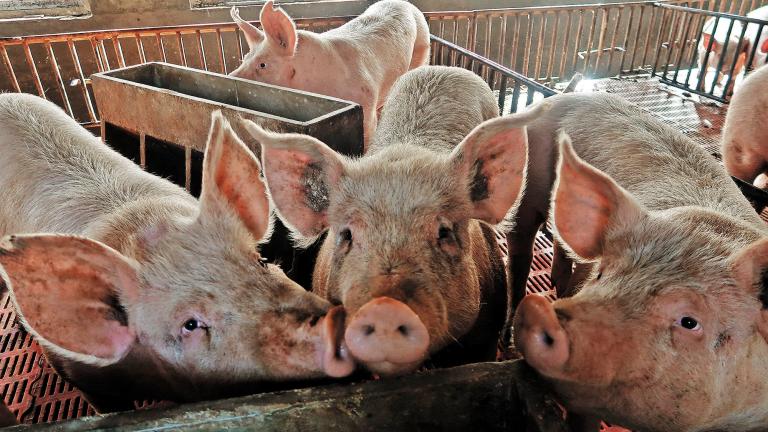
[0, 1, 767, 429]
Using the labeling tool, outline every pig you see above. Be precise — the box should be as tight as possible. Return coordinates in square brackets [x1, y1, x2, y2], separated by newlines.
[722, 54, 768, 190]
[511, 92, 768, 432]
[243, 65, 544, 376]
[230, 0, 431, 149]
[0, 93, 354, 413]
[697, 6, 768, 95]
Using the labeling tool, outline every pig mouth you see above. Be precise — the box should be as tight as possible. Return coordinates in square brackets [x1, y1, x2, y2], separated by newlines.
[321, 305, 356, 378]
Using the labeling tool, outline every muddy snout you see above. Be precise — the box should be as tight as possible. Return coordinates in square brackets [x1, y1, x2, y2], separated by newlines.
[513, 295, 570, 377]
[344, 297, 429, 376]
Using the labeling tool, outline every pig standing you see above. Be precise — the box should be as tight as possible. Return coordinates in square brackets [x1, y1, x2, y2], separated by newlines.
[722, 60, 768, 190]
[230, 0, 430, 149]
[512, 92, 768, 432]
[697, 6, 768, 94]
[0, 94, 354, 412]
[244, 66, 543, 375]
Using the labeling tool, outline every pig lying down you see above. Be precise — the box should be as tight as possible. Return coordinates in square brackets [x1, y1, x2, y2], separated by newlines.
[722, 64, 768, 190]
[230, 0, 430, 149]
[513, 93, 768, 432]
[0, 94, 354, 412]
[245, 66, 544, 376]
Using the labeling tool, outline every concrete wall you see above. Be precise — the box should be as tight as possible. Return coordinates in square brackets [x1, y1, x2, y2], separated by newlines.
[1, 0, 639, 38]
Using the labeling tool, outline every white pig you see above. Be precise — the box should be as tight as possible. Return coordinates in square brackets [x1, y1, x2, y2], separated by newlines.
[229, 0, 431, 149]
[0, 93, 354, 412]
[722, 63, 768, 190]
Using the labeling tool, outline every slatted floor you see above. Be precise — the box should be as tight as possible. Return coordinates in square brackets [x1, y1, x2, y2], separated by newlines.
[0, 74, 764, 426]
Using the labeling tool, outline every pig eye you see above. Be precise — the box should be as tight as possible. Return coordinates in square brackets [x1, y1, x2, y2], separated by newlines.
[679, 316, 701, 331]
[337, 228, 352, 248]
[438, 224, 455, 243]
[258, 62, 267, 69]
[182, 319, 208, 335]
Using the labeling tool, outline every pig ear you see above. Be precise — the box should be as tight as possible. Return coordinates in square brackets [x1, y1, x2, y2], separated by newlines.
[552, 133, 645, 261]
[231, 6, 265, 49]
[730, 238, 768, 342]
[761, 38, 768, 54]
[0, 235, 138, 366]
[702, 33, 713, 49]
[260, 1, 297, 56]
[242, 120, 344, 238]
[450, 115, 529, 224]
[199, 111, 271, 242]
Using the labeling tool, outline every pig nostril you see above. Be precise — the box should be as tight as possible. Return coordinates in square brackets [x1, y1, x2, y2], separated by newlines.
[541, 330, 555, 347]
[363, 325, 375, 336]
[397, 325, 409, 336]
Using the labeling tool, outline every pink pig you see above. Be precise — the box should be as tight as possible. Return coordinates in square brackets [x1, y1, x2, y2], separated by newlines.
[230, 0, 430, 149]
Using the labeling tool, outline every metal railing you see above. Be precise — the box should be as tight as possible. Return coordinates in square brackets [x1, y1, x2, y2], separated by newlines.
[650, 2, 768, 102]
[2, 0, 768, 125]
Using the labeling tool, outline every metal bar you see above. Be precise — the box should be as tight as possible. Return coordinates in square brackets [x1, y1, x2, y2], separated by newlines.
[721, 21, 749, 98]
[545, 12, 560, 82]
[135, 34, 147, 64]
[558, 11, 573, 80]
[67, 39, 97, 124]
[235, 28, 245, 61]
[710, 17, 737, 96]
[582, 10, 599, 74]
[684, 13, 707, 87]
[570, 10, 585, 78]
[88, 37, 104, 73]
[112, 36, 126, 68]
[618, 5, 636, 73]
[156, 33, 167, 63]
[497, 75, 508, 114]
[140, 133, 146, 169]
[511, 81, 521, 114]
[628, 5, 647, 71]
[508, 14, 521, 71]
[606, 7, 622, 76]
[451, 19, 458, 45]
[0, 44, 21, 92]
[521, 13, 533, 77]
[185, 146, 192, 192]
[640, 5, 658, 68]
[499, 15, 508, 68]
[696, 16, 720, 91]
[532, 12, 546, 80]
[176, 31, 188, 67]
[46, 42, 74, 118]
[23, 43, 46, 98]
[657, 8, 677, 78]
[196, 30, 208, 71]
[526, 84, 535, 105]
[745, 24, 766, 72]
[216, 29, 227, 74]
[593, 8, 610, 75]
[671, 8, 695, 82]
[651, 7, 672, 76]
[431, 35, 555, 96]
[98, 39, 112, 70]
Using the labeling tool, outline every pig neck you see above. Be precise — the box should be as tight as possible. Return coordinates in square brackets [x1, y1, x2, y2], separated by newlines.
[291, 31, 370, 98]
[83, 194, 197, 258]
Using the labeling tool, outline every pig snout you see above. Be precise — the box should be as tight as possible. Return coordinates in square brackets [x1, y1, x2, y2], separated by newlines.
[344, 297, 429, 376]
[513, 295, 570, 377]
[317, 305, 356, 378]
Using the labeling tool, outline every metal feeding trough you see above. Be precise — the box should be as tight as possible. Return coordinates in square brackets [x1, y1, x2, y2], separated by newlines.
[91, 61, 364, 159]
[90, 62, 364, 278]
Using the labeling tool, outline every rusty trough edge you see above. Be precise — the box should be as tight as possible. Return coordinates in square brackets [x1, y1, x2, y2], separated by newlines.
[3, 361, 566, 432]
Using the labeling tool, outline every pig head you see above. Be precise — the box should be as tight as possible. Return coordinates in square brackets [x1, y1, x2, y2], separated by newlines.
[515, 135, 768, 432]
[244, 66, 545, 376]
[0, 94, 353, 412]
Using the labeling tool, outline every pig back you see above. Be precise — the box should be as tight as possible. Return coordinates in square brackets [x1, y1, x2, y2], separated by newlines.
[370, 66, 498, 155]
[544, 93, 763, 228]
[0, 93, 194, 236]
